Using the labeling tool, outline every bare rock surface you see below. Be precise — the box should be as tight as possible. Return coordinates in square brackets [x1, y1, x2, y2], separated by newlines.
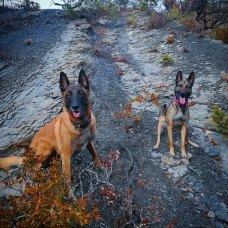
[0, 8, 228, 227]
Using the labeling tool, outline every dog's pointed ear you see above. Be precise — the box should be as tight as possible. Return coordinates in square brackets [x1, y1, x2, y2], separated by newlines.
[188, 72, 195, 85]
[78, 69, 90, 91]
[176, 71, 183, 84]
[60, 71, 70, 93]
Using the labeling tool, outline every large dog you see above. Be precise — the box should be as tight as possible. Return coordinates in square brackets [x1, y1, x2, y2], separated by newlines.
[0, 69, 101, 184]
[153, 71, 199, 157]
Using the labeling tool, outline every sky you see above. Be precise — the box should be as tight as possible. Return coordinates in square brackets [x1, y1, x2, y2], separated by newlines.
[15, 0, 165, 11]
[36, 0, 63, 9]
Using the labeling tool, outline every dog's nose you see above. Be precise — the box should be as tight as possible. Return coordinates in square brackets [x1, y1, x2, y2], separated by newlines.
[180, 90, 186, 97]
[72, 105, 79, 111]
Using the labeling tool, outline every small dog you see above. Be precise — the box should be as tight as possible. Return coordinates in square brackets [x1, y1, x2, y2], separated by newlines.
[154, 71, 199, 157]
[0, 69, 101, 184]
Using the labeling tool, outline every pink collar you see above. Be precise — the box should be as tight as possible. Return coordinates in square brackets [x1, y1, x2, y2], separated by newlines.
[174, 96, 188, 108]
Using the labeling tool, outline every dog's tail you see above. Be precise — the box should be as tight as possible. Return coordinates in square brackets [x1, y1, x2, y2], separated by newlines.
[0, 156, 24, 170]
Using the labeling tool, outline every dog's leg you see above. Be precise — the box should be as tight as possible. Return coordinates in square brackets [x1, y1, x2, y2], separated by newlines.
[186, 127, 199, 148]
[153, 116, 164, 149]
[167, 124, 175, 156]
[87, 141, 101, 167]
[61, 153, 72, 185]
[181, 124, 187, 157]
[32, 141, 54, 166]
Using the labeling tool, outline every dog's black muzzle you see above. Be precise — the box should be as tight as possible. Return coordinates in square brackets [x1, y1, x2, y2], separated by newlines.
[180, 90, 187, 98]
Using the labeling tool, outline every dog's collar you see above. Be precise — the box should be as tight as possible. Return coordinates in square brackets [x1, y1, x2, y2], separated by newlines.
[70, 117, 91, 129]
[174, 96, 188, 108]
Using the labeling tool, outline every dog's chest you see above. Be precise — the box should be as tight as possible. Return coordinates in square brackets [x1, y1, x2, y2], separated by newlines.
[72, 128, 94, 153]
[173, 108, 187, 126]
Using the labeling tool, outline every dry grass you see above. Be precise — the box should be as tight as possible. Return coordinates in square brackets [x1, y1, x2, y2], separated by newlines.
[209, 26, 228, 44]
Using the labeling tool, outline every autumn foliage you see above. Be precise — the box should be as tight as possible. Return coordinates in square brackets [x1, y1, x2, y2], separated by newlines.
[0, 148, 100, 227]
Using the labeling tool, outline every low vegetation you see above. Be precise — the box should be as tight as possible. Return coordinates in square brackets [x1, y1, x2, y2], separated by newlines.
[164, 0, 228, 43]
[159, 54, 174, 65]
[211, 105, 228, 139]
[0, 148, 100, 227]
[127, 12, 137, 26]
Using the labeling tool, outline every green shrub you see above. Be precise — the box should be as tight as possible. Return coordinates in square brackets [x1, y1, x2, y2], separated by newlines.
[211, 105, 228, 138]
[128, 12, 137, 25]
[102, 2, 119, 20]
[159, 54, 174, 65]
[171, 5, 180, 19]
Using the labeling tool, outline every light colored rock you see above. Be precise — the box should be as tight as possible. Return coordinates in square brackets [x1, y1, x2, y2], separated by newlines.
[207, 210, 215, 218]
[181, 158, 189, 166]
[161, 156, 169, 164]
[167, 157, 181, 166]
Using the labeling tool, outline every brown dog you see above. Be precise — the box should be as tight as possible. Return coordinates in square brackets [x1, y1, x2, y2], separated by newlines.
[153, 71, 199, 157]
[0, 69, 101, 184]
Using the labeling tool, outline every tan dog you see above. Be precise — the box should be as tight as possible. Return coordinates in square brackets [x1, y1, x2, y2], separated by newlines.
[0, 69, 101, 184]
[154, 71, 199, 157]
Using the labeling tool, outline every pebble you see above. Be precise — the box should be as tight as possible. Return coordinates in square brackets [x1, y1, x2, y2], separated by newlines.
[209, 146, 219, 157]
[161, 156, 169, 164]
[181, 158, 189, 166]
[150, 152, 162, 158]
[207, 210, 215, 218]
[167, 157, 181, 166]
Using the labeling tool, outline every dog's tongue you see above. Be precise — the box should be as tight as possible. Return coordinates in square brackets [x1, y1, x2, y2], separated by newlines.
[73, 111, 80, 118]
[180, 97, 186, 105]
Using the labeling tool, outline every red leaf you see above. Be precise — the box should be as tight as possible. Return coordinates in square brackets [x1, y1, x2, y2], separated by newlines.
[94, 47, 102, 56]
[118, 72, 125, 76]
[142, 218, 151, 223]
[172, 219, 177, 225]
[209, 139, 218, 145]
[156, 217, 161, 222]
[153, 99, 161, 106]
[188, 101, 196, 107]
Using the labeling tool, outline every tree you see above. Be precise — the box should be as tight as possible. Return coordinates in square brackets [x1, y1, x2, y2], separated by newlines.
[164, 0, 228, 30]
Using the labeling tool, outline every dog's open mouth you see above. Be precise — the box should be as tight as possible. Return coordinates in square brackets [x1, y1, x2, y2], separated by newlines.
[179, 96, 186, 105]
[73, 111, 81, 118]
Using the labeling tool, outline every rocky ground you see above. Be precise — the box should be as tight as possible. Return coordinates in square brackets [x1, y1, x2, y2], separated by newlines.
[0, 7, 228, 228]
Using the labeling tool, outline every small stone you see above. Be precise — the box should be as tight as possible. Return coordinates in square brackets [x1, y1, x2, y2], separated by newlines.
[150, 152, 162, 158]
[187, 153, 193, 160]
[181, 158, 189, 166]
[204, 146, 210, 153]
[207, 210, 215, 218]
[168, 167, 174, 174]
[186, 192, 194, 199]
[209, 146, 219, 157]
[0, 170, 7, 178]
[167, 157, 181, 166]
[161, 156, 169, 164]
[180, 187, 188, 192]
[216, 210, 228, 222]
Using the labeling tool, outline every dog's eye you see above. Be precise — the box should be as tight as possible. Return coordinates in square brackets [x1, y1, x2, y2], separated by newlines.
[67, 91, 72, 96]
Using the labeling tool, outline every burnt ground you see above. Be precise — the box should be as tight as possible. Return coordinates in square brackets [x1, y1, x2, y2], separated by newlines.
[0, 7, 228, 228]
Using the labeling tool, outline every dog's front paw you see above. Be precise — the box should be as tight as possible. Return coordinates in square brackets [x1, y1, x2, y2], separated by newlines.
[153, 144, 159, 149]
[169, 150, 175, 156]
[95, 158, 102, 168]
[181, 151, 187, 158]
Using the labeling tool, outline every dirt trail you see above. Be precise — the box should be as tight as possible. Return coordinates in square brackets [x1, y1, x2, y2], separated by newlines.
[0, 8, 228, 227]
